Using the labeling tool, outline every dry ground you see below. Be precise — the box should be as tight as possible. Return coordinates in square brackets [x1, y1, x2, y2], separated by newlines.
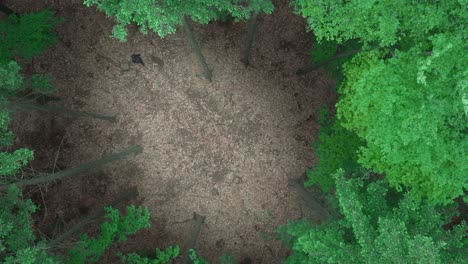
[6, 0, 337, 263]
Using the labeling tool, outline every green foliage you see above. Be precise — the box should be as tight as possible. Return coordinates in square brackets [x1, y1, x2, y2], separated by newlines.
[214, 0, 274, 22]
[0, 183, 164, 263]
[67, 205, 151, 264]
[277, 169, 467, 264]
[0, 37, 56, 99]
[336, 33, 467, 204]
[293, 0, 467, 204]
[118, 246, 180, 264]
[30, 74, 54, 95]
[309, 36, 338, 64]
[0, 7, 175, 264]
[0, 185, 37, 252]
[0, 111, 38, 181]
[0, 61, 23, 96]
[246, 0, 274, 15]
[0, 8, 63, 61]
[218, 253, 236, 264]
[0, 185, 60, 264]
[305, 105, 363, 192]
[290, 0, 466, 49]
[0, 61, 34, 180]
[0, 109, 14, 147]
[83, 0, 273, 41]
[0, 147, 33, 179]
[188, 248, 208, 264]
[309, 36, 361, 84]
[0, 186, 161, 264]
[0, 18, 57, 179]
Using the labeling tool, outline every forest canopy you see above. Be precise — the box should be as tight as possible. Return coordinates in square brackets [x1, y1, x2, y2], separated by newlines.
[292, 0, 468, 205]
[83, 0, 273, 41]
[0, 0, 466, 263]
[283, 1, 467, 261]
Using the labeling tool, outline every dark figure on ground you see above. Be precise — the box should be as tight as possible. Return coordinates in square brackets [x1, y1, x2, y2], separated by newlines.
[131, 54, 145, 66]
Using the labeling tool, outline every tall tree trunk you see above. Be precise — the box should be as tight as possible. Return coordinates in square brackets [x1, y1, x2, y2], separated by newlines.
[181, 16, 212, 82]
[182, 212, 206, 264]
[288, 175, 331, 221]
[296, 48, 361, 75]
[240, 12, 259, 66]
[7, 101, 117, 122]
[0, 3, 15, 16]
[0, 146, 143, 191]
[48, 187, 139, 248]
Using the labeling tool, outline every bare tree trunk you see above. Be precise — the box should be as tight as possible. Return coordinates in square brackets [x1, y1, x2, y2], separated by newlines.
[0, 146, 143, 191]
[0, 3, 15, 16]
[181, 16, 212, 82]
[7, 101, 117, 122]
[296, 48, 361, 75]
[288, 175, 330, 222]
[182, 212, 206, 264]
[48, 187, 139, 248]
[240, 12, 259, 66]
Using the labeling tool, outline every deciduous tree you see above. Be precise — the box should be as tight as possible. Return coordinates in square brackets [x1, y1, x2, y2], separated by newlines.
[305, 105, 363, 192]
[337, 34, 467, 204]
[292, 0, 467, 204]
[277, 169, 467, 264]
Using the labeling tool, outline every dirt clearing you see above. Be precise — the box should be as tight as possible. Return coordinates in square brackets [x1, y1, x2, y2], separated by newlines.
[7, 0, 337, 262]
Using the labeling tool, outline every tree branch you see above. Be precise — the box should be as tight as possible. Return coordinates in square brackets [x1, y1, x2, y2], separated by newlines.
[48, 187, 139, 248]
[296, 48, 361, 75]
[240, 11, 259, 66]
[0, 146, 143, 191]
[181, 16, 212, 82]
[6, 101, 117, 122]
[0, 3, 15, 16]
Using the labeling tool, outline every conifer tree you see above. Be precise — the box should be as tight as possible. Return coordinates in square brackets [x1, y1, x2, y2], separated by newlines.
[0, 8, 63, 62]
[0, 9, 116, 122]
[0, 60, 34, 181]
[277, 169, 467, 264]
[0, 145, 143, 190]
[0, 9, 163, 263]
[0, 6, 204, 264]
[0, 185, 59, 263]
[0, 183, 160, 264]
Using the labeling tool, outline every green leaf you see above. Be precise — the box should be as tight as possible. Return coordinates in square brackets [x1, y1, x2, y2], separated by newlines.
[30, 74, 54, 94]
[305, 105, 364, 192]
[278, 170, 467, 263]
[84, 0, 273, 40]
[0, 60, 23, 97]
[0, 8, 63, 61]
[67, 205, 151, 264]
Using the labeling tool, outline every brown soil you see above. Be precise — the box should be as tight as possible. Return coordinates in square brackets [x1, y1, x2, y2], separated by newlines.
[6, 0, 337, 263]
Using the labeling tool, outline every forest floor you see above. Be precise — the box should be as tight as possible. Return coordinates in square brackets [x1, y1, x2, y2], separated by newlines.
[6, 0, 337, 263]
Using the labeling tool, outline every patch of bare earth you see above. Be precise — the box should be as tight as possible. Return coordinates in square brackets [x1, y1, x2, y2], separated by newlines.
[7, 0, 337, 263]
